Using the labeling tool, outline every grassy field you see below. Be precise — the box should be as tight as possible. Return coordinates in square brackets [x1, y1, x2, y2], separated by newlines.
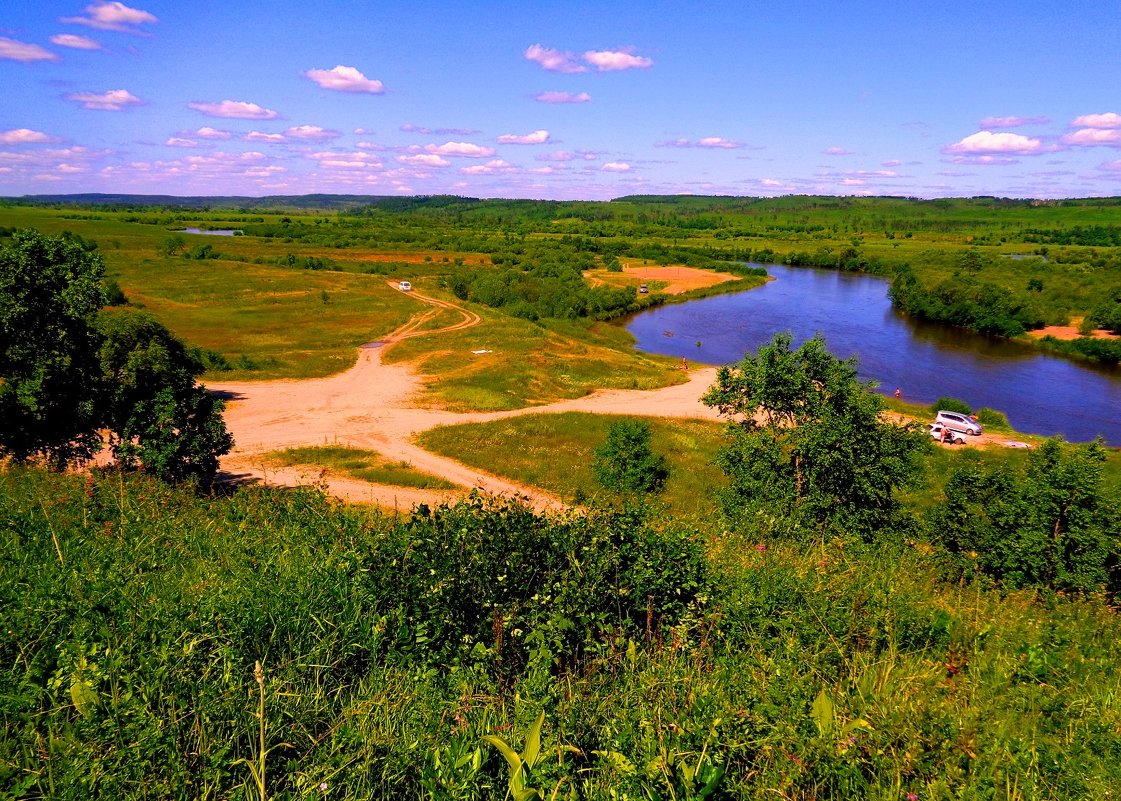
[4, 466, 1121, 799]
[384, 309, 686, 411]
[419, 412, 728, 515]
[263, 445, 458, 489]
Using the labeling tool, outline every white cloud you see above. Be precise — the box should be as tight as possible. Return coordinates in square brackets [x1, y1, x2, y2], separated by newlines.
[537, 150, 576, 162]
[582, 49, 653, 71]
[601, 161, 631, 172]
[49, 33, 104, 50]
[524, 44, 585, 73]
[943, 131, 1051, 155]
[194, 127, 232, 140]
[0, 37, 58, 62]
[165, 137, 198, 148]
[61, 2, 158, 34]
[285, 125, 340, 141]
[657, 137, 743, 149]
[188, 100, 279, 120]
[978, 115, 1049, 129]
[66, 88, 143, 111]
[1071, 112, 1121, 129]
[534, 91, 591, 104]
[1099, 160, 1121, 172]
[398, 154, 451, 167]
[308, 150, 384, 170]
[823, 146, 853, 156]
[304, 65, 384, 94]
[1061, 128, 1121, 147]
[497, 129, 550, 145]
[946, 154, 1019, 165]
[245, 131, 286, 143]
[416, 141, 495, 158]
[0, 129, 57, 144]
[460, 159, 515, 175]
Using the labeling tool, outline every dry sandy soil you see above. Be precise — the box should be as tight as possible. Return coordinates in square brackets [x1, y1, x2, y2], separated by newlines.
[1027, 324, 1118, 341]
[209, 285, 722, 510]
[209, 284, 1025, 510]
[584, 264, 741, 295]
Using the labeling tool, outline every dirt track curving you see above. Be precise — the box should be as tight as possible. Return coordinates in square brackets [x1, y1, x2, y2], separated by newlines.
[209, 286, 720, 510]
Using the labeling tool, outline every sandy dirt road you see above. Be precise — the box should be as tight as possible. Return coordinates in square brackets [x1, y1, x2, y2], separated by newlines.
[209, 285, 721, 510]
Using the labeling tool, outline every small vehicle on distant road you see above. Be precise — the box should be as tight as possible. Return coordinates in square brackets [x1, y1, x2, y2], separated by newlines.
[929, 422, 967, 445]
[934, 410, 982, 436]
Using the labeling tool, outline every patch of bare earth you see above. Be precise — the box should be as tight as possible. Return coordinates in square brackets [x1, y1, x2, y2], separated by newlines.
[1028, 324, 1118, 341]
[585, 264, 740, 295]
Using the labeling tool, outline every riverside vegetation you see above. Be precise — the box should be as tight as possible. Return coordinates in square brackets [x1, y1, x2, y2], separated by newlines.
[2, 195, 1121, 798]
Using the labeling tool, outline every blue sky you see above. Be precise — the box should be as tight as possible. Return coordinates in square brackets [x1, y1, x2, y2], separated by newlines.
[2, 0, 1120, 200]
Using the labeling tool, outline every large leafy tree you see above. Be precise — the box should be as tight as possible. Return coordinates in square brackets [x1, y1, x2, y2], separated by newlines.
[0, 230, 106, 466]
[702, 332, 927, 536]
[0, 230, 232, 484]
[95, 309, 233, 486]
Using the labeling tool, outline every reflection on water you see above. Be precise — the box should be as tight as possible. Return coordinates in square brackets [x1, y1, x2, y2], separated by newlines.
[626, 264, 1121, 444]
[178, 228, 241, 236]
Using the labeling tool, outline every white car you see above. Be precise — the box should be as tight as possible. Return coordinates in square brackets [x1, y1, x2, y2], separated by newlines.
[929, 423, 967, 444]
[934, 410, 982, 436]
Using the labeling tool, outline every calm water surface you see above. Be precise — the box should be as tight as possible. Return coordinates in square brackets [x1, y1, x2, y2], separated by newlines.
[626, 265, 1121, 444]
[178, 228, 241, 236]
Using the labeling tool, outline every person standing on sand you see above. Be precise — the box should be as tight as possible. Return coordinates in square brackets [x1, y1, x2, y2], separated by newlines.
[894, 387, 902, 399]
[681, 357, 688, 371]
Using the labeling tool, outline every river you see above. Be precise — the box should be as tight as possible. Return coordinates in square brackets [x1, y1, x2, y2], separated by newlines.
[626, 264, 1121, 445]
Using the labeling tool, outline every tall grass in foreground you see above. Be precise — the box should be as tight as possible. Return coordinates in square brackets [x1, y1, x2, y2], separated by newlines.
[2, 466, 1120, 799]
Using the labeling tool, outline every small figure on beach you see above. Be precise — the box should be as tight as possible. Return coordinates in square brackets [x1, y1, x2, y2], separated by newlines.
[894, 387, 902, 399]
[681, 356, 689, 371]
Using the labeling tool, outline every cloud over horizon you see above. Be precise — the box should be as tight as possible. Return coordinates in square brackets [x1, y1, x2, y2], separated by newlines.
[979, 115, 1050, 129]
[525, 43, 653, 73]
[534, 91, 591, 104]
[498, 130, 550, 145]
[66, 88, 143, 111]
[304, 65, 384, 94]
[0, 129, 58, 144]
[0, 37, 58, 62]
[61, 2, 157, 34]
[943, 131, 1053, 156]
[49, 34, 104, 51]
[188, 100, 279, 120]
[657, 137, 744, 149]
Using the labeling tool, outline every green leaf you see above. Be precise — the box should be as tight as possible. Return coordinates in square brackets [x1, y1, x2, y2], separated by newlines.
[482, 734, 523, 775]
[523, 709, 545, 769]
[811, 688, 835, 737]
[70, 676, 99, 718]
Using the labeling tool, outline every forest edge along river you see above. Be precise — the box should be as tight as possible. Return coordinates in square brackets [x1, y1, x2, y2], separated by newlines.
[625, 264, 1121, 446]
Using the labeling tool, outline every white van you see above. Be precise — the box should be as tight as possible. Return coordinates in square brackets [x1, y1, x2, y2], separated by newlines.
[398, 281, 412, 291]
[934, 410, 982, 436]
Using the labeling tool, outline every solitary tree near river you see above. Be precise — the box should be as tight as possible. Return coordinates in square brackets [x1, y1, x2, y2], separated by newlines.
[702, 332, 927, 537]
[0, 230, 232, 485]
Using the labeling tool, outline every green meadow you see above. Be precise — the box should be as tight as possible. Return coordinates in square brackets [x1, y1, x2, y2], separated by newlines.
[3, 196, 1121, 798]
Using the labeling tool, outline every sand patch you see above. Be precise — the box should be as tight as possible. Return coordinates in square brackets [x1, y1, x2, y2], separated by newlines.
[584, 264, 740, 295]
[1028, 323, 1118, 341]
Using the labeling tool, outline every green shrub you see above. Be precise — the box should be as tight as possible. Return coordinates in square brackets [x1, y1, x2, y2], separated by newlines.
[931, 396, 972, 415]
[975, 406, 1010, 430]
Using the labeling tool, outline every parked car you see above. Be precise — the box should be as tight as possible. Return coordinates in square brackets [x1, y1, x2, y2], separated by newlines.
[398, 280, 412, 291]
[934, 410, 982, 436]
[929, 422, 967, 445]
